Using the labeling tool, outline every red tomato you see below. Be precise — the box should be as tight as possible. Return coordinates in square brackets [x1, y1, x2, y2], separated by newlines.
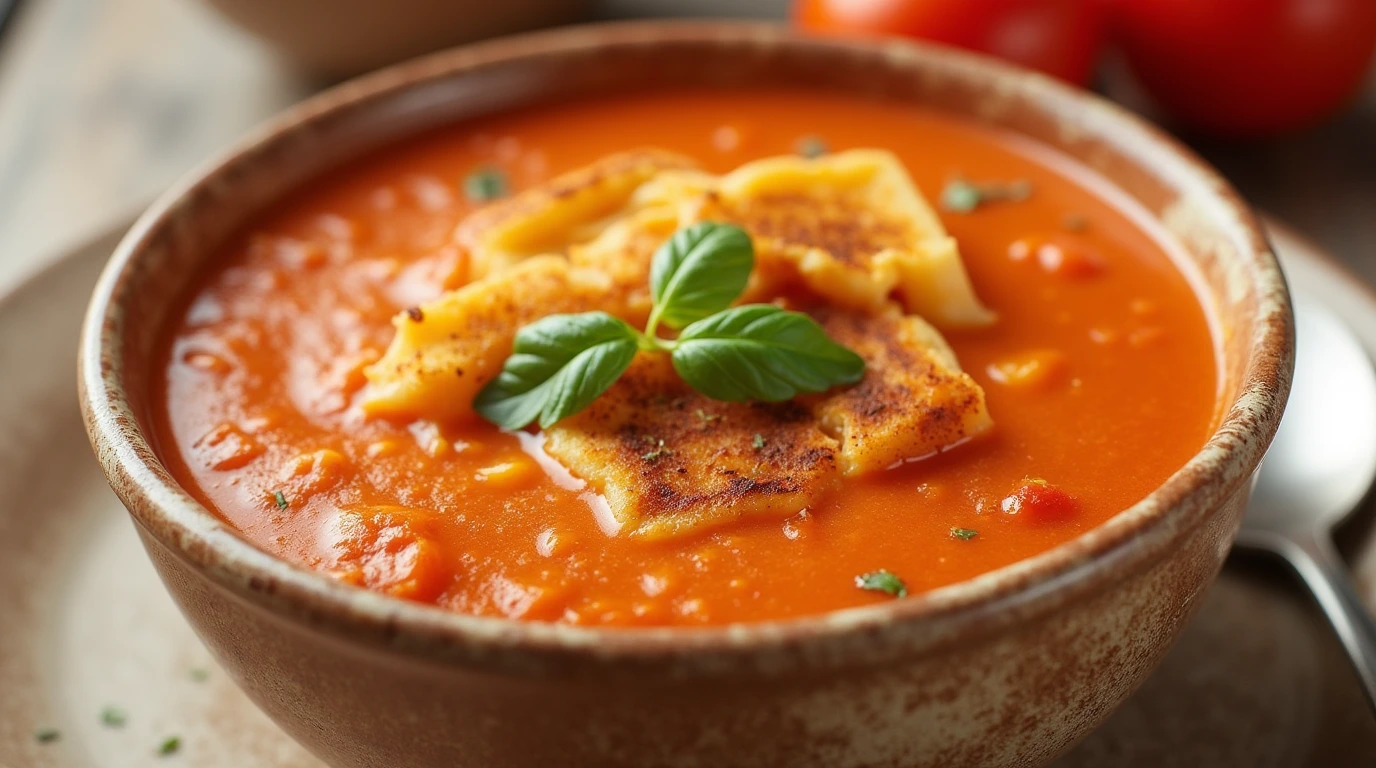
[792, 0, 1106, 85]
[1110, 0, 1376, 137]
[1000, 479, 1078, 524]
[1008, 233, 1105, 279]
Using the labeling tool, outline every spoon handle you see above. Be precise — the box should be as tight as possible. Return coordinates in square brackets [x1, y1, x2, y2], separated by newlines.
[1282, 530, 1376, 709]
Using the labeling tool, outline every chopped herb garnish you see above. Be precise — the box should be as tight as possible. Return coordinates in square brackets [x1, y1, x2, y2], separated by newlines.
[695, 408, 720, 422]
[949, 527, 979, 541]
[940, 177, 1033, 213]
[157, 736, 181, 756]
[273, 491, 289, 510]
[855, 569, 908, 598]
[641, 439, 673, 462]
[189, 668, 210, 682]
[752, 433, 766, 450]
[940, 180, 983, 213]
[1061, 212, 1090, 232]
[101, 706, 127, 727]
[796, 135, 829, 158]
[35, 727, 60, 744]
[464, 167, 508, 202]
[474, 222, 865, 429]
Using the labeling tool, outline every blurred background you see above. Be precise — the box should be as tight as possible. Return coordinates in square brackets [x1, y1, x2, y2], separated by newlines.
[0, 0, 1371, 291]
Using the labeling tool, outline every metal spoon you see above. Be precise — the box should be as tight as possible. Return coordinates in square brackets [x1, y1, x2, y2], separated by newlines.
[1237, 293, 1376, 708]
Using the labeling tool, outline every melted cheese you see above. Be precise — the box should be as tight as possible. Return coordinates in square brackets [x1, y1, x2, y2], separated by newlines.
[362, 256, 620, 421]
[566, 206, 681, 327]
[708, 149, 995, 327]
[454, 149, 698, 278]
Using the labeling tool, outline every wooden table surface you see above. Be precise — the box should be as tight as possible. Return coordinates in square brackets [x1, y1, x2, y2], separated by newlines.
[0, 0, 310, 289]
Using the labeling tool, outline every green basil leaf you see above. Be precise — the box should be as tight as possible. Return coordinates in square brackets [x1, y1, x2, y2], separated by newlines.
[670, 305, 865, 402]
[474, 312, 638, 429]
[939, 180, 983, 213]
[648, 221, 754, 331]
[464, 167, 508, 202]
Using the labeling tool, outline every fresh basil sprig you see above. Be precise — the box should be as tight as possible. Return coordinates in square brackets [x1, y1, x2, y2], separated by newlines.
[672, 305, 868, 402]
[647, 222, 754, 333]
[474, 222, 865, 429]
[473, 313, 640, 430]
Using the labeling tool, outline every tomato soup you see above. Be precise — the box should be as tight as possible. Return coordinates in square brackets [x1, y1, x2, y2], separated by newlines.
[154, 89, 1218, 626]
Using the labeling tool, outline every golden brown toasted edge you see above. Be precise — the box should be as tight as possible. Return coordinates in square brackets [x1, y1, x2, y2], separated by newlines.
[544, 355, 839, 540]
[361, 256, 619, 421]
[707, 149, 996, 327]
[812, 306, 992, 476]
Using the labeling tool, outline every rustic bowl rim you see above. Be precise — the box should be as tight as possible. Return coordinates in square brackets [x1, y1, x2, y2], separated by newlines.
[79, 20, 1293, 675]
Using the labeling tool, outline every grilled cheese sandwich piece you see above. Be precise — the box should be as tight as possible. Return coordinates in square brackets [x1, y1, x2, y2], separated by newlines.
[366, 149, 996, 539]
[361, 256, 619, 421]
[627, 169, 719, 217]
[454, 149, 699, 278]
[812, 306, 993, 476]
[544, 355, 840, 540]
[699, 149, 995, 328]
[542, 306, 990, 538]
[566, 206, 682, 327]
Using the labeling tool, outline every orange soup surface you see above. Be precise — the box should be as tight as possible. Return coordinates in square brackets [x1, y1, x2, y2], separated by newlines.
[155, 90, 1219, 626]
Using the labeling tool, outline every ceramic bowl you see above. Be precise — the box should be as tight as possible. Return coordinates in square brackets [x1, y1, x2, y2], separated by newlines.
[79, 22, 1293, 768]
[198, 0, 592, 78]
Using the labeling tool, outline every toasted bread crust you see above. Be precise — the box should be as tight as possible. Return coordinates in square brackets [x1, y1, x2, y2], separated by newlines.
[545, 356, 839, 540]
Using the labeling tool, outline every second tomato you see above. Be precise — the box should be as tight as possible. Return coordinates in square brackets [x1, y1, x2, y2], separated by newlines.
[792, 0, 1106, 85]
[1109, 0, 1376, 137]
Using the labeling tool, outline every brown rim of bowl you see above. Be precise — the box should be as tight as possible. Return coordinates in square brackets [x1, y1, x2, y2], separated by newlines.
[79, 21, 1293, 679]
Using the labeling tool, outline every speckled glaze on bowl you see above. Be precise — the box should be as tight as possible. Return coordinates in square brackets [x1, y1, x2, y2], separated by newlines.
[79, 22, 1293, 768]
